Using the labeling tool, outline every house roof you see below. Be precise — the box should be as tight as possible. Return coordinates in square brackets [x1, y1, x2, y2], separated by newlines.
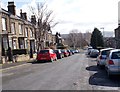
[1, 8, 34, 26]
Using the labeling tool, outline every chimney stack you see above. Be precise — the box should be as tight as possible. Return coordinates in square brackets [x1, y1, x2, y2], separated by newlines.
[7, 1, 16, 15]
[31, 15, 36, 25]
[20, 9, 27, 20]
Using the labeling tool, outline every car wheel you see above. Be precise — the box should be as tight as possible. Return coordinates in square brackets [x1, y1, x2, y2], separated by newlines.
[97, 63, 101, 68]
[55, 57, 57, 61]
[60, 55, 62, 59]
[50, 58, 54, 62]
[97, 63, 99, 66]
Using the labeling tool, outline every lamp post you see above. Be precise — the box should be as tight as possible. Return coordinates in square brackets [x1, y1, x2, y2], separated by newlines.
[100, 27, 105, 37]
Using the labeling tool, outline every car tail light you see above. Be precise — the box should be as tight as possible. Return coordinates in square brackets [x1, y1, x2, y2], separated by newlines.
[108, 60, 114, 65]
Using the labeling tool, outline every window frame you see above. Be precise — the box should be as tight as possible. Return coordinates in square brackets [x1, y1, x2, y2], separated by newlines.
[25, 27, 28, 37]
[2, 17, 7, 31]
[19, 24, 23, 35]
[11, 22, 16, 34]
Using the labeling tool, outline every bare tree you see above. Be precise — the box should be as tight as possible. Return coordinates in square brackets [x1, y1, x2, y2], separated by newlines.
[29, 2, 58, 50]
[67, 29, 88, 49]
[68, 29, 79, 49]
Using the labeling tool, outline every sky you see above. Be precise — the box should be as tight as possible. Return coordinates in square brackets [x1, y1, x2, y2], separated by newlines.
[1, 0, 120, 35]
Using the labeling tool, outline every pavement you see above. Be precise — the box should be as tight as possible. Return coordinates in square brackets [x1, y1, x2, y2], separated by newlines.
[1, 58, 36, 70]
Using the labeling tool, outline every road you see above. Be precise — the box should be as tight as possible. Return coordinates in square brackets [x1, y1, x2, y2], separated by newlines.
[2, 51, 120, 91]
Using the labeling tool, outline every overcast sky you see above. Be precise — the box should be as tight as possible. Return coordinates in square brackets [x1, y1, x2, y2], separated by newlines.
[1, 0, 119, 34]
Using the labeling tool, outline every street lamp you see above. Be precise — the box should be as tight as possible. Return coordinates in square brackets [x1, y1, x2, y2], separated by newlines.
[100, 27, 105, 37]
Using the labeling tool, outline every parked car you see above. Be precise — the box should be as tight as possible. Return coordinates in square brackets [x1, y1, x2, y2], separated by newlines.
[74, 50, 79, 53]
[87, 46, 93, 55]
[97, 48, 114, 67]
[90, 49, 99, 58]
[67, 49, 72, 56]
[54, 49, 64, 59]
[105, 49, 120, 77]
[61, 49, 69, 57]
[36, 49, 57, 62]
[70, 50, 75, 54]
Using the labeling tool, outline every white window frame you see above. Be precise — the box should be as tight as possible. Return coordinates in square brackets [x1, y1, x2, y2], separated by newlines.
[9, 38, 12, 49]
[3, 37, 8, 50]
[13, 40, 17, 49]
[11, 23, 15, 34]
[25, 27, 28, 37]
[25, 39, 28, 49]
[2, 17, 7, 31]
[19, 24, 23, 34]
[30, 28, 33, 37]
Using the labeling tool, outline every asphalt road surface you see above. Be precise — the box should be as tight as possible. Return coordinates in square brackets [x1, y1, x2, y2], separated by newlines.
[2, 51, 120, 91]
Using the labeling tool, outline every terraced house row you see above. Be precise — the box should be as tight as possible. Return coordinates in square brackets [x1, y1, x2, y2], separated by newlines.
[0, 2, 57, 63]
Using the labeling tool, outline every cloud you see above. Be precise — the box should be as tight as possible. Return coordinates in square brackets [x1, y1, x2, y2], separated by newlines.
[1, 0, 119, 34]
[48, 0, 119, 34]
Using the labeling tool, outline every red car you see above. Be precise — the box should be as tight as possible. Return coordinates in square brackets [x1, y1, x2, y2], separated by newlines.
[61, 49, 69, 57]
[37, 49, 57, 62]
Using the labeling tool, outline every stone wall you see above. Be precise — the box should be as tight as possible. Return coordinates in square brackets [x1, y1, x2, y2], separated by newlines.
[1, 53, 37, 64]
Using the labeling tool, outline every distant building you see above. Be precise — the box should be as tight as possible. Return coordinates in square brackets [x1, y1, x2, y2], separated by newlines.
[115, 27, 120, 49]
[114, 1, 120, 49]
[104, 37, 116, 48]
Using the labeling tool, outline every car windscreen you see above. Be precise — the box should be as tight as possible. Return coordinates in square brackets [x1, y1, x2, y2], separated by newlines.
[39, 50, 49, 54]
[111, 51, 120, 59]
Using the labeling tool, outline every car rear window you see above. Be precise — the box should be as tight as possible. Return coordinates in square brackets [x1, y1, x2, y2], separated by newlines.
[39, 50, 49, 54]
[111, 51, 120, 59]
[101, 50, 110, 55]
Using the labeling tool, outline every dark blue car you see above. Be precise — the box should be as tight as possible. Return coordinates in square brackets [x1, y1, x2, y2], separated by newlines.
[54, 49, 64, 59]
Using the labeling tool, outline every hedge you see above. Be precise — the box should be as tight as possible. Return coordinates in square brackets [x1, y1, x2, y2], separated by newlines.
[12, 49, 28, 55]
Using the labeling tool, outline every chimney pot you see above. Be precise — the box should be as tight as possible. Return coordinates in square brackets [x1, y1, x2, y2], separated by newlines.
[8, 1, 16, 15]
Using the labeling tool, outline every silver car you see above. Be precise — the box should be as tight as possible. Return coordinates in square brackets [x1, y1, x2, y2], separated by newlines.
[90, 49, 99, 58]
[97, 48, 114, 67]
[105, 49, 120, 77]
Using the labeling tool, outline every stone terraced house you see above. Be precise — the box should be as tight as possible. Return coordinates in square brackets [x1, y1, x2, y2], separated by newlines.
[0, 1, 56, 63]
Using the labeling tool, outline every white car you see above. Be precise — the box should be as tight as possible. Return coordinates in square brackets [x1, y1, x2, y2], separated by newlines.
[105, 49, 120, 77]
[97, 48, 114, 67]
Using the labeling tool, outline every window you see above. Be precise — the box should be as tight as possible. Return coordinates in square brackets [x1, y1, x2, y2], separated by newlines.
[9, 38, 12, 49]
[25, 28, 28, 37]
[18, 38, 25, 49]
[19, 24, 23, 34]
[112, 51, 120, 59]
[25, 39, 28, 49]
[13, 40, 17, 49]
[39, 50, 49, 54]
[2, 37, 8, 50]
[2, 18, 7, 31]
[30, 28, 33, 37]
[11, 23, 15, 34]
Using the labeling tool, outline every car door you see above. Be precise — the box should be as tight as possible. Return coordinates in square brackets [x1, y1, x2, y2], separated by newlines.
[117, 51, 120, 71]
[111, 51, 120, 71]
